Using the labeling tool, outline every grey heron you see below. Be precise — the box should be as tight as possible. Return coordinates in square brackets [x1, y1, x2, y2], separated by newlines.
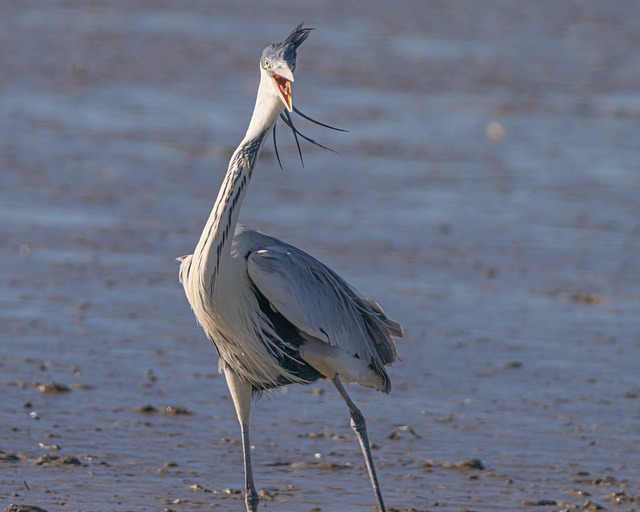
[178, 23, 402, 512]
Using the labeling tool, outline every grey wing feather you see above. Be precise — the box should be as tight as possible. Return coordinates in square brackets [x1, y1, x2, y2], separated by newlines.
[246, 243, 401, 370]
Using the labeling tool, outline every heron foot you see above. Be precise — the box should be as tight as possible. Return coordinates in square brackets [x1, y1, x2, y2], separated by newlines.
[245, 489, 259, 512]
[333, 377, 387, 512]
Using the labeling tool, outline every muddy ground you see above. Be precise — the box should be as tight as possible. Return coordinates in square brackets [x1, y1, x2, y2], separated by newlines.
[1, 1, 639, 511]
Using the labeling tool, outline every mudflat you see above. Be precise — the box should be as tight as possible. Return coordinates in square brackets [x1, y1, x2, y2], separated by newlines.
[1, 2, 639, 511]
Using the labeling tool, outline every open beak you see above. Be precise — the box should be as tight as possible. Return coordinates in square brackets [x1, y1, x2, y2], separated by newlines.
[270, 67, 294, 112]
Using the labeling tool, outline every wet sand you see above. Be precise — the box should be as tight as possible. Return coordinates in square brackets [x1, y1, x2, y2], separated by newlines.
[1, 1, 639, 511]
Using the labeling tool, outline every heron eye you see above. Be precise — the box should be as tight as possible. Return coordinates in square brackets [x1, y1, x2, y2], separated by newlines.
[264, 58, 270, 68]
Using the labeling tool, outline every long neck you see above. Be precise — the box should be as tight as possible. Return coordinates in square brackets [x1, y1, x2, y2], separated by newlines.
[192, 72, 282, 292]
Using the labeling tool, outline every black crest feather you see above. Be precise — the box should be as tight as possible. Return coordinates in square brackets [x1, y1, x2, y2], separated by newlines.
[283, 22, 313, 50]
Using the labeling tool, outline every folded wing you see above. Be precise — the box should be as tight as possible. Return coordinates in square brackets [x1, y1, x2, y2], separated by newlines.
[246, 243, 401, 392]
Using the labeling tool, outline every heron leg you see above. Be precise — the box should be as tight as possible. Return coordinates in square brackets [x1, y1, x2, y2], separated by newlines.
[224, 368, 259, 512]
[332, 377, 386, 512]
[240, 421, 259, 512]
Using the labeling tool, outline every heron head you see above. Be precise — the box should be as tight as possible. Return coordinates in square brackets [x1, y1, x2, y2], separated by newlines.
[260, 23, 312, 112]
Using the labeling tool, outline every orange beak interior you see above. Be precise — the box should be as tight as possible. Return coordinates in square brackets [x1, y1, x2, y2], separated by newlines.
[273, 74, 292, 111]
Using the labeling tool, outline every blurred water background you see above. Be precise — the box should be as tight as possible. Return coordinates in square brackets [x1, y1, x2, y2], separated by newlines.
[1, 2, 639, 511]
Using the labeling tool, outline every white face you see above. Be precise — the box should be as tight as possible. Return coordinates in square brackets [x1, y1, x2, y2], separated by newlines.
[262, 56, 295, 112]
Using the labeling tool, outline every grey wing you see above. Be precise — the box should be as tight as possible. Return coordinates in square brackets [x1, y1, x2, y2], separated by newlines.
[246, 243, 401, 374]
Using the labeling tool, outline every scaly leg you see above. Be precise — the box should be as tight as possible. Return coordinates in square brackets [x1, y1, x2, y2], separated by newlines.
[333, 376, 386, 512]
[240, 421, 259, 511]
[224, 368, 259, 512]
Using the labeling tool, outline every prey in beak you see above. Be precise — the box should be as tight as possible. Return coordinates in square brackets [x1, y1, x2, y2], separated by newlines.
[273, 103, 348, 169]
[261, 23, 346, 168]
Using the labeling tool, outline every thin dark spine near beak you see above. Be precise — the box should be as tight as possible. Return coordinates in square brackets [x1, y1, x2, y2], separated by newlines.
[272, 106, 347, 169]
[292, 105, 348, 133]
[282, 110, 305, 167]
